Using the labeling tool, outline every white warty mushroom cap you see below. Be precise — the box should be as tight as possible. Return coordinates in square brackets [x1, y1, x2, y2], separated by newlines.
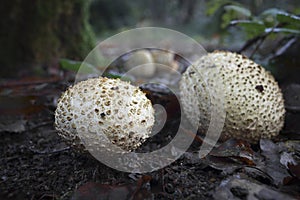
[55, 77, 155, 151]
[179, 51, 285, 143]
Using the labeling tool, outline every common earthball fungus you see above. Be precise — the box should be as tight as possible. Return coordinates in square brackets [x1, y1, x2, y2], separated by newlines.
[179, 51, 285, 143]
[55, 77, 155, 151]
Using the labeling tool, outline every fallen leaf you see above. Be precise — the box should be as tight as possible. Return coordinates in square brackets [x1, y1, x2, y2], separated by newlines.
[71, 175, 153, 200]
[214, 175, 296, 200]
[288, 163, 300, 179]
[204, 139, 256, 172]
[280, 152, 297, 168]
[259, 139, 292, 186]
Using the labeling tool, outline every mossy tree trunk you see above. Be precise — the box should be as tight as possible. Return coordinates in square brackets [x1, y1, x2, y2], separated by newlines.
[0, 0, 95, 77]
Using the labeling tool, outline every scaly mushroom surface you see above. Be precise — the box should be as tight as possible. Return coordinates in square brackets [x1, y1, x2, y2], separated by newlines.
[55, 77, 154, 151]
[179, 51, 285, 143]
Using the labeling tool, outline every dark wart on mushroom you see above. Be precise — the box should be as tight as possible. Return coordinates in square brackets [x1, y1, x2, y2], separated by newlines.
[179, 51, 285, 143]
[55, 77, 155, 151]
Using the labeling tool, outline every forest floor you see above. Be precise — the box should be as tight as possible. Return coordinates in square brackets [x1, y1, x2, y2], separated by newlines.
[0, 74, 300, 200]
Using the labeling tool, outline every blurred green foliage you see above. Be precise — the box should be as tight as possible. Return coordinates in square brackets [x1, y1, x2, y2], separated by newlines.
[207, 0, 300, 39]
[87, 0, 300, 50]
[89, 0, 199, 36]
[60, 0, 300, 83]
[59, 58, 95, 73]
[89, 0, 135, 33]
[207, 1, 300, 83]
[231, 8, 300, 38]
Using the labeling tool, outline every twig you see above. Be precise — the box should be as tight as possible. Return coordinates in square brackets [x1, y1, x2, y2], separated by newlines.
[28, 121, 54, 130]
[270, 36, 298, 60]
[285, 105, 300, 113]
[0, 76, 61, 88]
[238, 25, 277, 57]
[238, 35, 265, 53]
[180, 127, 203, 144]
[249, 34, 268, 59]
[38, 193, 58, 200]
[28, 146, 70, 154]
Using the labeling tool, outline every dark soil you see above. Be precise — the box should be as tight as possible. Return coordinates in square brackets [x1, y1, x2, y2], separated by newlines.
[0, 79, 223, 200]
[0, 121, 223, 200]
[0, 79, 299, 200]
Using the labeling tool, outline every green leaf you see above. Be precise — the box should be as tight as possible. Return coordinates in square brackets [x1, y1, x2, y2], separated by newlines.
[230, 20, 265, 38]
[276, 12, 300, 26]
[259, 8, 282, 27]
[259, 9, 300, 29]
[103, 72, 132, 82]
[59, 58, 98, 73]
[221, 6, 251, 28]
[224, 5, 251, 17]
[206, 0, 234, 16]
[260, 8, 283, 17]
[59, 59, 81, 71]
[265, 27, 300, 35]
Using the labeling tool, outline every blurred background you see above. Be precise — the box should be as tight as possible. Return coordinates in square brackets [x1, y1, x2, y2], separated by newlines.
[1, 0, 300, 83]
[1, 1, 300, 199]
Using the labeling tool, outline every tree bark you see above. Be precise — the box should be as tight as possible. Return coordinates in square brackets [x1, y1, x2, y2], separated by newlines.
[0, 0, 95, 77]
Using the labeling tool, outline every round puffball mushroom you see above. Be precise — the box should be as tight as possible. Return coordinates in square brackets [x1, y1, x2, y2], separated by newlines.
[124, 50, 156, 78]
[179, 51, 285, 143]
[55, 77, 155, 151]
[151, 50, 174, 66]
[151, 50, 179, 73]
